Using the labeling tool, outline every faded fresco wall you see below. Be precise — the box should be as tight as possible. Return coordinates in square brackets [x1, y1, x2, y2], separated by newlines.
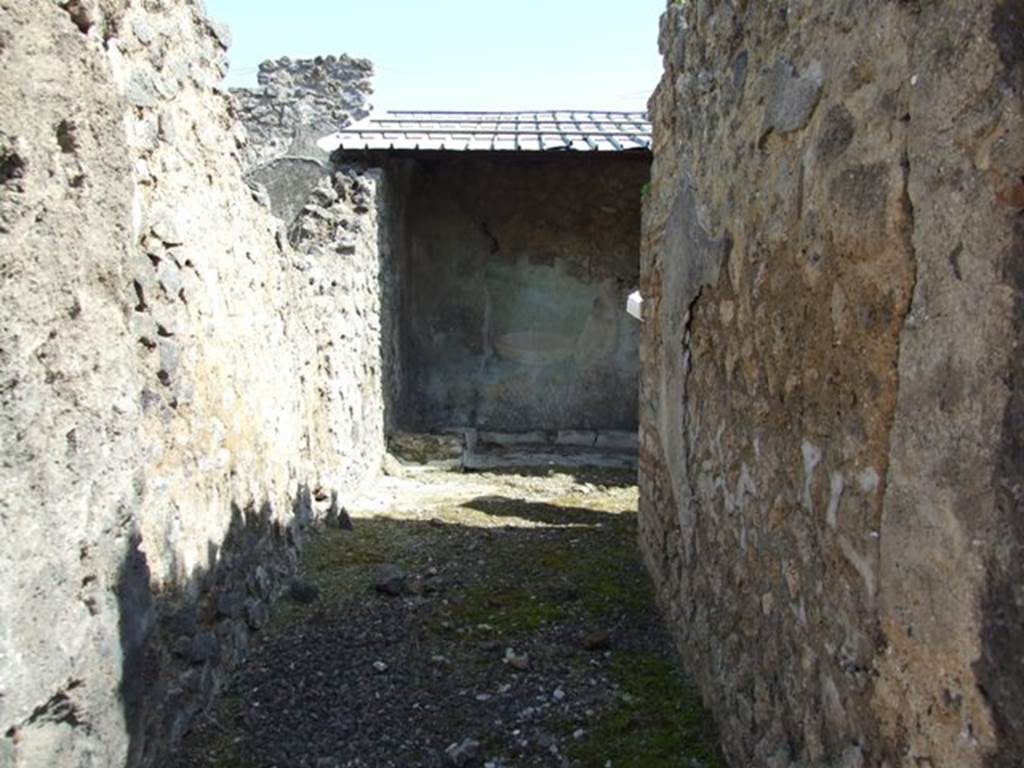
[0, 4, 387, 766]
[639, 1, 1024, 766]
[388, 153, 649, 433]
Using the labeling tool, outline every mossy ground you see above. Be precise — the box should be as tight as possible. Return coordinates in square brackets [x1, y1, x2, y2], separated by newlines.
[568, 654, 723, 768]
[177, 467, 723, 768]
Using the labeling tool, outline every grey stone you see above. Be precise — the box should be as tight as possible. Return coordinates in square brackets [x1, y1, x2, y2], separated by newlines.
[158, 112, 177, 145]
[594, 431, 638, 451]
[171, 635, 193, 659]
[126, 68, 160, 108]
[581, 630, 611, 651]
[818, 104, 856, 160]
[445, 738, 481, 766]
[157, 339, 180, 385]
[764, 59, 823, 134]
[325, 496, 354, 530]
[504, 650, 529, 670]
[131, 16, 154, 46]
[248, 565, 273, 601]
[243, 598, 269, 630]
[150, 212, 184, 245]
[246, 158, 327, 225]
[189, 632, 220, 664]
[205, 18, 232, 50]
[555, 430, 597, 448]
[153, 72, 182, 101]
[287, 578, 320, 605]
[478, 430, 547, 447]
[156, 259, 183, 297]
[372, 564, 407, 597]
[215, 590, 245, 619]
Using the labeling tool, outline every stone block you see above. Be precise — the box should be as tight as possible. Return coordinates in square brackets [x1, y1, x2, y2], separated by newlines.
[555, 430, 597, 447]
[477, 430, 548, 447]
[594, 431, 638, 451]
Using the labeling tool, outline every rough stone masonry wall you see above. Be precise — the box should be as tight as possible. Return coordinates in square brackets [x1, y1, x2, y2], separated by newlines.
[0, 3, 387, 767]
[233, 55, 373, 170]
[639, 1, 1023, 767]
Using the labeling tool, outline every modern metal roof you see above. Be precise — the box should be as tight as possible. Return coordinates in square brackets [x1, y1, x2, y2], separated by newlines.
[317, 110, 652, 153]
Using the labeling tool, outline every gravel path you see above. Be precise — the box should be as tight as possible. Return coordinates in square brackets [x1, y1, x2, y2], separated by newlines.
[173, 466, 722, 768]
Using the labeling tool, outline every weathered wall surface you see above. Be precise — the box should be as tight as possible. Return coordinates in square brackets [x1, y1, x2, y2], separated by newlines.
[0, 4, 386, 766]
[233, 55, 372, 171]
[389, 153, 648, 433]
[639, 1, 1023, 766]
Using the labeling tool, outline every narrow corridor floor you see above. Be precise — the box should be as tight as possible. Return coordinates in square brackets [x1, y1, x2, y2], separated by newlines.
[174, 466, 722, 768]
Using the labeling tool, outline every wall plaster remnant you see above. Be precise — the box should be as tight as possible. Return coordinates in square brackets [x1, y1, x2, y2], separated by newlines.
[382, 152, 648, 434]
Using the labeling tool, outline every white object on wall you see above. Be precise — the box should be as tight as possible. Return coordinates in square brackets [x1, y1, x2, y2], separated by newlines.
[626, 290, 644, 321]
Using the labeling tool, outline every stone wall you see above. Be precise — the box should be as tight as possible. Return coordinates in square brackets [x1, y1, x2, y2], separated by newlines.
[381, 152, 648, 433]
[0, 3, 387, 766]
[639, 1, 1024, 766]
[233, 55, 373, 170]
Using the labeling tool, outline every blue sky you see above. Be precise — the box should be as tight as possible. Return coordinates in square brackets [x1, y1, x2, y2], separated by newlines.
[205, 0, 666, 111]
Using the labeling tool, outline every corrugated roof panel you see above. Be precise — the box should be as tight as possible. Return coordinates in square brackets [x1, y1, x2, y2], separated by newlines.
[317, 109, 652, 154]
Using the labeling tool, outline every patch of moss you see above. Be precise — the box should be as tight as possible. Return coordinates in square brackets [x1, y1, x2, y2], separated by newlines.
[531, 514, 651, 620]
[268, 520, 431, 630]
[182, 695, 247, 768]
[448, 584, 565, 634]
[569, 654, 723, 768]
[443, 491, 649, 635]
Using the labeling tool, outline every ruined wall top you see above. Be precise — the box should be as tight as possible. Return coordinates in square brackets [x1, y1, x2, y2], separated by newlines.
[233, 55, 373, 170]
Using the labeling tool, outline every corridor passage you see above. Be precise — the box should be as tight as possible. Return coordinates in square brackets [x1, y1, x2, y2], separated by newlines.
[173, 466, 722, 768]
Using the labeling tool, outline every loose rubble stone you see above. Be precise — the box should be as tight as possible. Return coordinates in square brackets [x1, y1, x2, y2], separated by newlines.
[244, 599, 269, 630]
[446, 738, 481, 766]
[189, 632, 220, 664]
[215, 591, 245, 619]
[372, 564, 407, 597]
[503, 649, 529, 671]
[288, 579, 321, 605]
[581, 630, 611, 651]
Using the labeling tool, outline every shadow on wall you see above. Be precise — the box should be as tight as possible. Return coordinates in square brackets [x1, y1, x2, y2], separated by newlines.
[977, 216, 1024, 768]
[117, 486, 318, 768]
[377, 160, 412, 439]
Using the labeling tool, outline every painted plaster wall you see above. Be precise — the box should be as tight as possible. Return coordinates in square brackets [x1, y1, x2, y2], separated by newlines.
[393, 153, 649, 433]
